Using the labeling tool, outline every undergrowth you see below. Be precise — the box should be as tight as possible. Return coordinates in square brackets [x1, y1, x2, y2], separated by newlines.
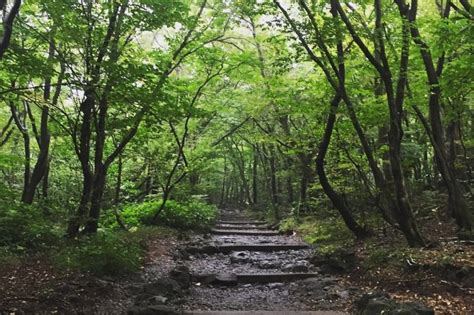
[279, 215, 355, 253]
[110, 199, 218, 230]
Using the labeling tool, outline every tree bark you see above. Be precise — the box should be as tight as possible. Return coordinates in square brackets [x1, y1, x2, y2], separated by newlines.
[0, 0, 21, 59]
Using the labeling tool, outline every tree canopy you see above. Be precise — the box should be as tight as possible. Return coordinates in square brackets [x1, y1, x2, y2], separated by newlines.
[0, 0, 473, 245]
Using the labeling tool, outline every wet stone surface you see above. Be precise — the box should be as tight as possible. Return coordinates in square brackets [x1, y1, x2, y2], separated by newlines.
[174, 210, 353, 312]
[209, 234, 306, 245]
[189, 250, 314, 274]
[181, 279, 356, 311]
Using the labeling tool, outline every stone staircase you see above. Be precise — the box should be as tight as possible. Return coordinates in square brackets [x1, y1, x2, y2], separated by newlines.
[181, 210, 347, 314]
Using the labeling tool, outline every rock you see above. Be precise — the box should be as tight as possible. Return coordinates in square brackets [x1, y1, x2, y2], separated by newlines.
[142, 278, 182, 297]
[355, 292, 391, 311]
[230, 251, 251, 263]
[310, 248, 357, 273]
[267, 282, 284, 289]
[127, 305, 179, 315]
[148, 296, 168, 305]
[393, 302, 435, 315]
[281, 260, 309, 272]
[336, 290, 350, 299]
[214, 273, 238, 286]
[363, 297, 398, 314]
[290, 278, 326, 299]
[257, 260, 279, 269]
[169, 265, 191, 289]
[172, 249, 190, 260]
[355, 292, 434, 315]
[192, 273, 216, 285]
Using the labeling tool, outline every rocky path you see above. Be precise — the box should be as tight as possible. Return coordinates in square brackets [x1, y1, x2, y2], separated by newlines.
[178, 210, 352, 314]
[128, 210, 438, 315]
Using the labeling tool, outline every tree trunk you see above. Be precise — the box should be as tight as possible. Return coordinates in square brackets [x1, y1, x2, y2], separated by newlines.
[114, 154, 122, 205]
[67, 90, 94, 237]
[252, 148, 258, 205]
[316, 94, 370, 239]
[406, 2, 472, 231]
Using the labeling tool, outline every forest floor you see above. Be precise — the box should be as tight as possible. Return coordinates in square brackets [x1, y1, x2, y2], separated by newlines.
[0, 214, 472, 314]
[0, 230, 180, 314]
[339, 216, 474, 314]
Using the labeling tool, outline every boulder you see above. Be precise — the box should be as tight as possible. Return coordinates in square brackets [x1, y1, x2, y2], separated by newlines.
[142, 278, 182, 297]
[355, 292, 434, 315]
[310, 248, 357, 273]
[169, 265, 191, 289]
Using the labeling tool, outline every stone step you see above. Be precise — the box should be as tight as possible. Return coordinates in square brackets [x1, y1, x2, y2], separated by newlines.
[186, 244, 310, 254]
[218, 220, 268, 225]
[236, 272, 318, 283]
[214, 225, 271, 230]
[211, 229, 279, 236]
[191, 272, 319, 285]
[185, 312, 346, 315]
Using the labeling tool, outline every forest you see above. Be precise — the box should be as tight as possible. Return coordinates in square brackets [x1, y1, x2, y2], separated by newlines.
[0, 0, 472, 314]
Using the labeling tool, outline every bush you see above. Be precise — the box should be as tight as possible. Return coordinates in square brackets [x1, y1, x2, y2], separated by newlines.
[0, 202, 61, 251]
[55, 231, 144, 276]
[159, 199, 217, 229]
[113, 199, 217, 230]
[279, 215, 355, 252]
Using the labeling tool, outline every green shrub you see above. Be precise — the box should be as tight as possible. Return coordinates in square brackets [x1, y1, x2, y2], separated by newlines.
[0, 246, 21, 266]
[279, 215, 355, 250]
[55, 231, 143, 276]
[0, 202, 61, 251]
[159, 199, 217, 229]
[113, 199, 217, 230]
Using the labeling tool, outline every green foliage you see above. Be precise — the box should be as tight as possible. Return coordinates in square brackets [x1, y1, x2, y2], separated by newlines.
[159, 199, 218, 229]
[363, 246, 405, 269]
[0, 202, 61, 251]
[54, 232, 144, 276]
[115, 199, 217, 230]
[0, 247, 21, 267]
[279, 215, 355, 252]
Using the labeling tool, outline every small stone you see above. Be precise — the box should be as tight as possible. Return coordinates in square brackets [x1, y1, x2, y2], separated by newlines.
[258, 260, 279, 269]
[282, 261, 309, 272]
[148, 295, 168, 305]
[337, 290, 350, 299]
[230, 251, 251, 263]
[268, 282, 284, 289]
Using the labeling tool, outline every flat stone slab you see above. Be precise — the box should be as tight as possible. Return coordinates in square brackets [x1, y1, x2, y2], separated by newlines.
[186, 244, 310, 254]
[212, 229, 279, 236]
[192, 272, 318, 285]
[236, 272, 319, 283]
[185, 312, 347, 315]
[218, 220, 267, 225]
[215, 225, 271, 230]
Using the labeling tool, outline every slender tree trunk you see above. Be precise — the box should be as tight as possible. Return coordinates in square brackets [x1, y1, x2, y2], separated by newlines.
[67, 90, 94, 237]
[85, 167, 106, 233]
[316, 94, 370, 239]
[220, 156, 227, 207]
[252, 149, 258, 205]
[297, 154, 312, 213]
[114, 154, 122, 205]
